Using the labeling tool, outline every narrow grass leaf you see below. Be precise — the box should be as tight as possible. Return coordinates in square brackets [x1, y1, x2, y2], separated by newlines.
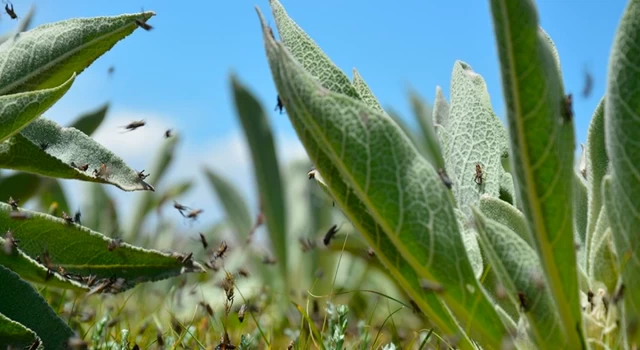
[257, 10, 508, 346]
[231, 75, 288, 286]
[0, 12, 155, 95]
[0, 265, 74, 348]
[409, 89, 445, 169]
[0, 74, 74, 142]
[68, 102, 109, 136]
[574, 172, 588, 268]
[203, 167, 252, 239]
[489, 1, 583, 345]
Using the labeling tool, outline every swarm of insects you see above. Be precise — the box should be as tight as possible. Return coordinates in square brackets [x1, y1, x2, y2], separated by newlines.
[323, 224, 339, 246]
[7, 196, 18, 211]
[120, 120, 146, 132]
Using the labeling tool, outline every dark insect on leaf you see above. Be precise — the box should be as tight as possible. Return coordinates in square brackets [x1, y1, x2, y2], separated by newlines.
[93, 163, 109, 178]
[135, 18, 153, 31]
[307, 168, 316, 179]
[474, 163, 484, 185]
[437, 168, 453, 189]
[74, 211, 82, 225]
[323, 224, 339, 246]
[62, 211, 74, 224]
[3, 230, 18, 255]
[39, 142, 49, 151]
[4, 2, 16, 19]
[185, 208, 204, 221]
[70, 162, 90, 172]
[45, 268, 54, 281]
[107, 238, 122, 251]
[274, 95, 284, 114]
[137, 169, 150, 180]
[7, 196, 18, 211]
[562, 94, 574, 122]
[518, 291, 529, 312]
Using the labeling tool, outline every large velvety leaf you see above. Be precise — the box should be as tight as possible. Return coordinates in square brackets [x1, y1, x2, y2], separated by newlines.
[126, 136, 179, 240]
[0, 74, 75, 142]
[68, 102, 109, 136]
[498, 172, 516, 205]
[257, 11, 508, 346]
[351, 69, 383, 113]
[587, 207, 617, 293]
[231, 75, 288, 286]
[0, 118, 153, 191]
[479, 195, 531, 247]
[0, 172, 40, 205]
[0, 237, 88, 291]
[489, 1, 583, 345]
[454, 209, 483, 279]
[0, 312, 38, 348]
[444, 61, 509, 213]
[603, 1, 640, 339]
[472, 209, 566, 347]
[0, 265, 74, 349]
[574, 172, 588, 269]
[203, 167, 252, 240]
[584, 98, 607, 273]
[409, 89, 445, 170]
[269, 0, 359, 99]
[0, 203, 204, 290]
[0, 12, 155, 95]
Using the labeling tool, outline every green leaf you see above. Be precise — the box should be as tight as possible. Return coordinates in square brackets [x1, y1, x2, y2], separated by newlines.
[351, 68, 383, 113]
[602, 0, 640, 341]
[587, 207, 617, 293]
[472, 208, 567, 347]
[454, 209, 483, 279]
[0, 12, 155, 95]
[203, 167, 252, 240]
[489, 1, 583, 345]
[574, 172, 588, 269]
[0, 74, 75, 142]
[1, 203, 204, 288]
[83, 183, 119, 235]
[257, 11, 508, 346]
[584, 98, 607, 272]
[231, 75, 288, 287]
[0, 237, 88, 291]
[269, 0, 359, 99]
[0, 118, 153, 192]
[0, 312, 38, 348]
[479, 195, 532, 247]
[433, 86, 450, 131]
[68, 102, 109, 136]
[0, 172, 41, 205]
[386, 108, 427, 157]
[499, 172, 516, 206]
[126, 135, 179, 241]
[0, 265, 74, 349]
[444, 61, 509, 213]
[0, 4, 36, 46]
[409, 89, 445, 169]
[37, 178, 71, 216]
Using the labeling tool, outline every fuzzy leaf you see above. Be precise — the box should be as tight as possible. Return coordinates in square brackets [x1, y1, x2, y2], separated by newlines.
[231, 75, 288, 286]
[0, 12, 155, 95]
[257, 11, 508, 346]
[351, 69, 383, 113]
[585, 98, 607, 271]
[479, 195, 531, 247]
[0, 74, 75, 143]
[0, 118, 153, 191]
[0, 312, 38, 348]
[0, 265, 74, 349]
[0, 173, 40, 205]
[0, 237, 88, 291]
[499, 172, 516, 206]
[603, 1, 640, 340]
[204, 167, 252, 240]
[472, 208, 566, 347]
[574, 172, 588, 269]
[270, 0, 359, 99]
[68, 102, 109, 136]
[0, 203, 204, 290]
[489, 1, 583, 345]
[409, 90, 446, 170]
[587, 207, 617, 293]
[455, 209, 483, 279]
[433, 86, 450, 131]
[444, 61, 509, 213]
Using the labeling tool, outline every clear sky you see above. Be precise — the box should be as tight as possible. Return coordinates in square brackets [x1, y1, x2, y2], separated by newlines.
[5, 0, 628, 234]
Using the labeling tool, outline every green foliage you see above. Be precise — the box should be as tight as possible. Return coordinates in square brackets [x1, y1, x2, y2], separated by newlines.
[251, 0, 640, 348]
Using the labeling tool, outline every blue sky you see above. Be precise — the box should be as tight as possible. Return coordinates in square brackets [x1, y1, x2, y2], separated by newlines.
[5, 0, 628, 234]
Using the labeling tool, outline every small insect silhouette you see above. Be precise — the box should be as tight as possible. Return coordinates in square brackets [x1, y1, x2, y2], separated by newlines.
[93, 163, 109, 178]
[323, 224, 339, 246]
[7, 196, 18, 211]
[173, 201, 190, 215]
[71, 162, 89, 172]
[274, 95, 284, 114]
[4, 2, 17, 19]
[582, 68, 593, 99]
[474, 163, 485, 185]
[563, 94, 574, 122]
[137, 169, 150, 180]
[74, 211, 82, 225]
[197, 233, 208, 249]
[165, 129, 172, 138]
[39, 142, 49, 151]
[135, 10, 153, 31]
[120, 120, 146, 132]
[213, 241, 228, 260]
[518, 291, 530, 312]
[185, 208, 204, 221]
[107, 66, 115, 77]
